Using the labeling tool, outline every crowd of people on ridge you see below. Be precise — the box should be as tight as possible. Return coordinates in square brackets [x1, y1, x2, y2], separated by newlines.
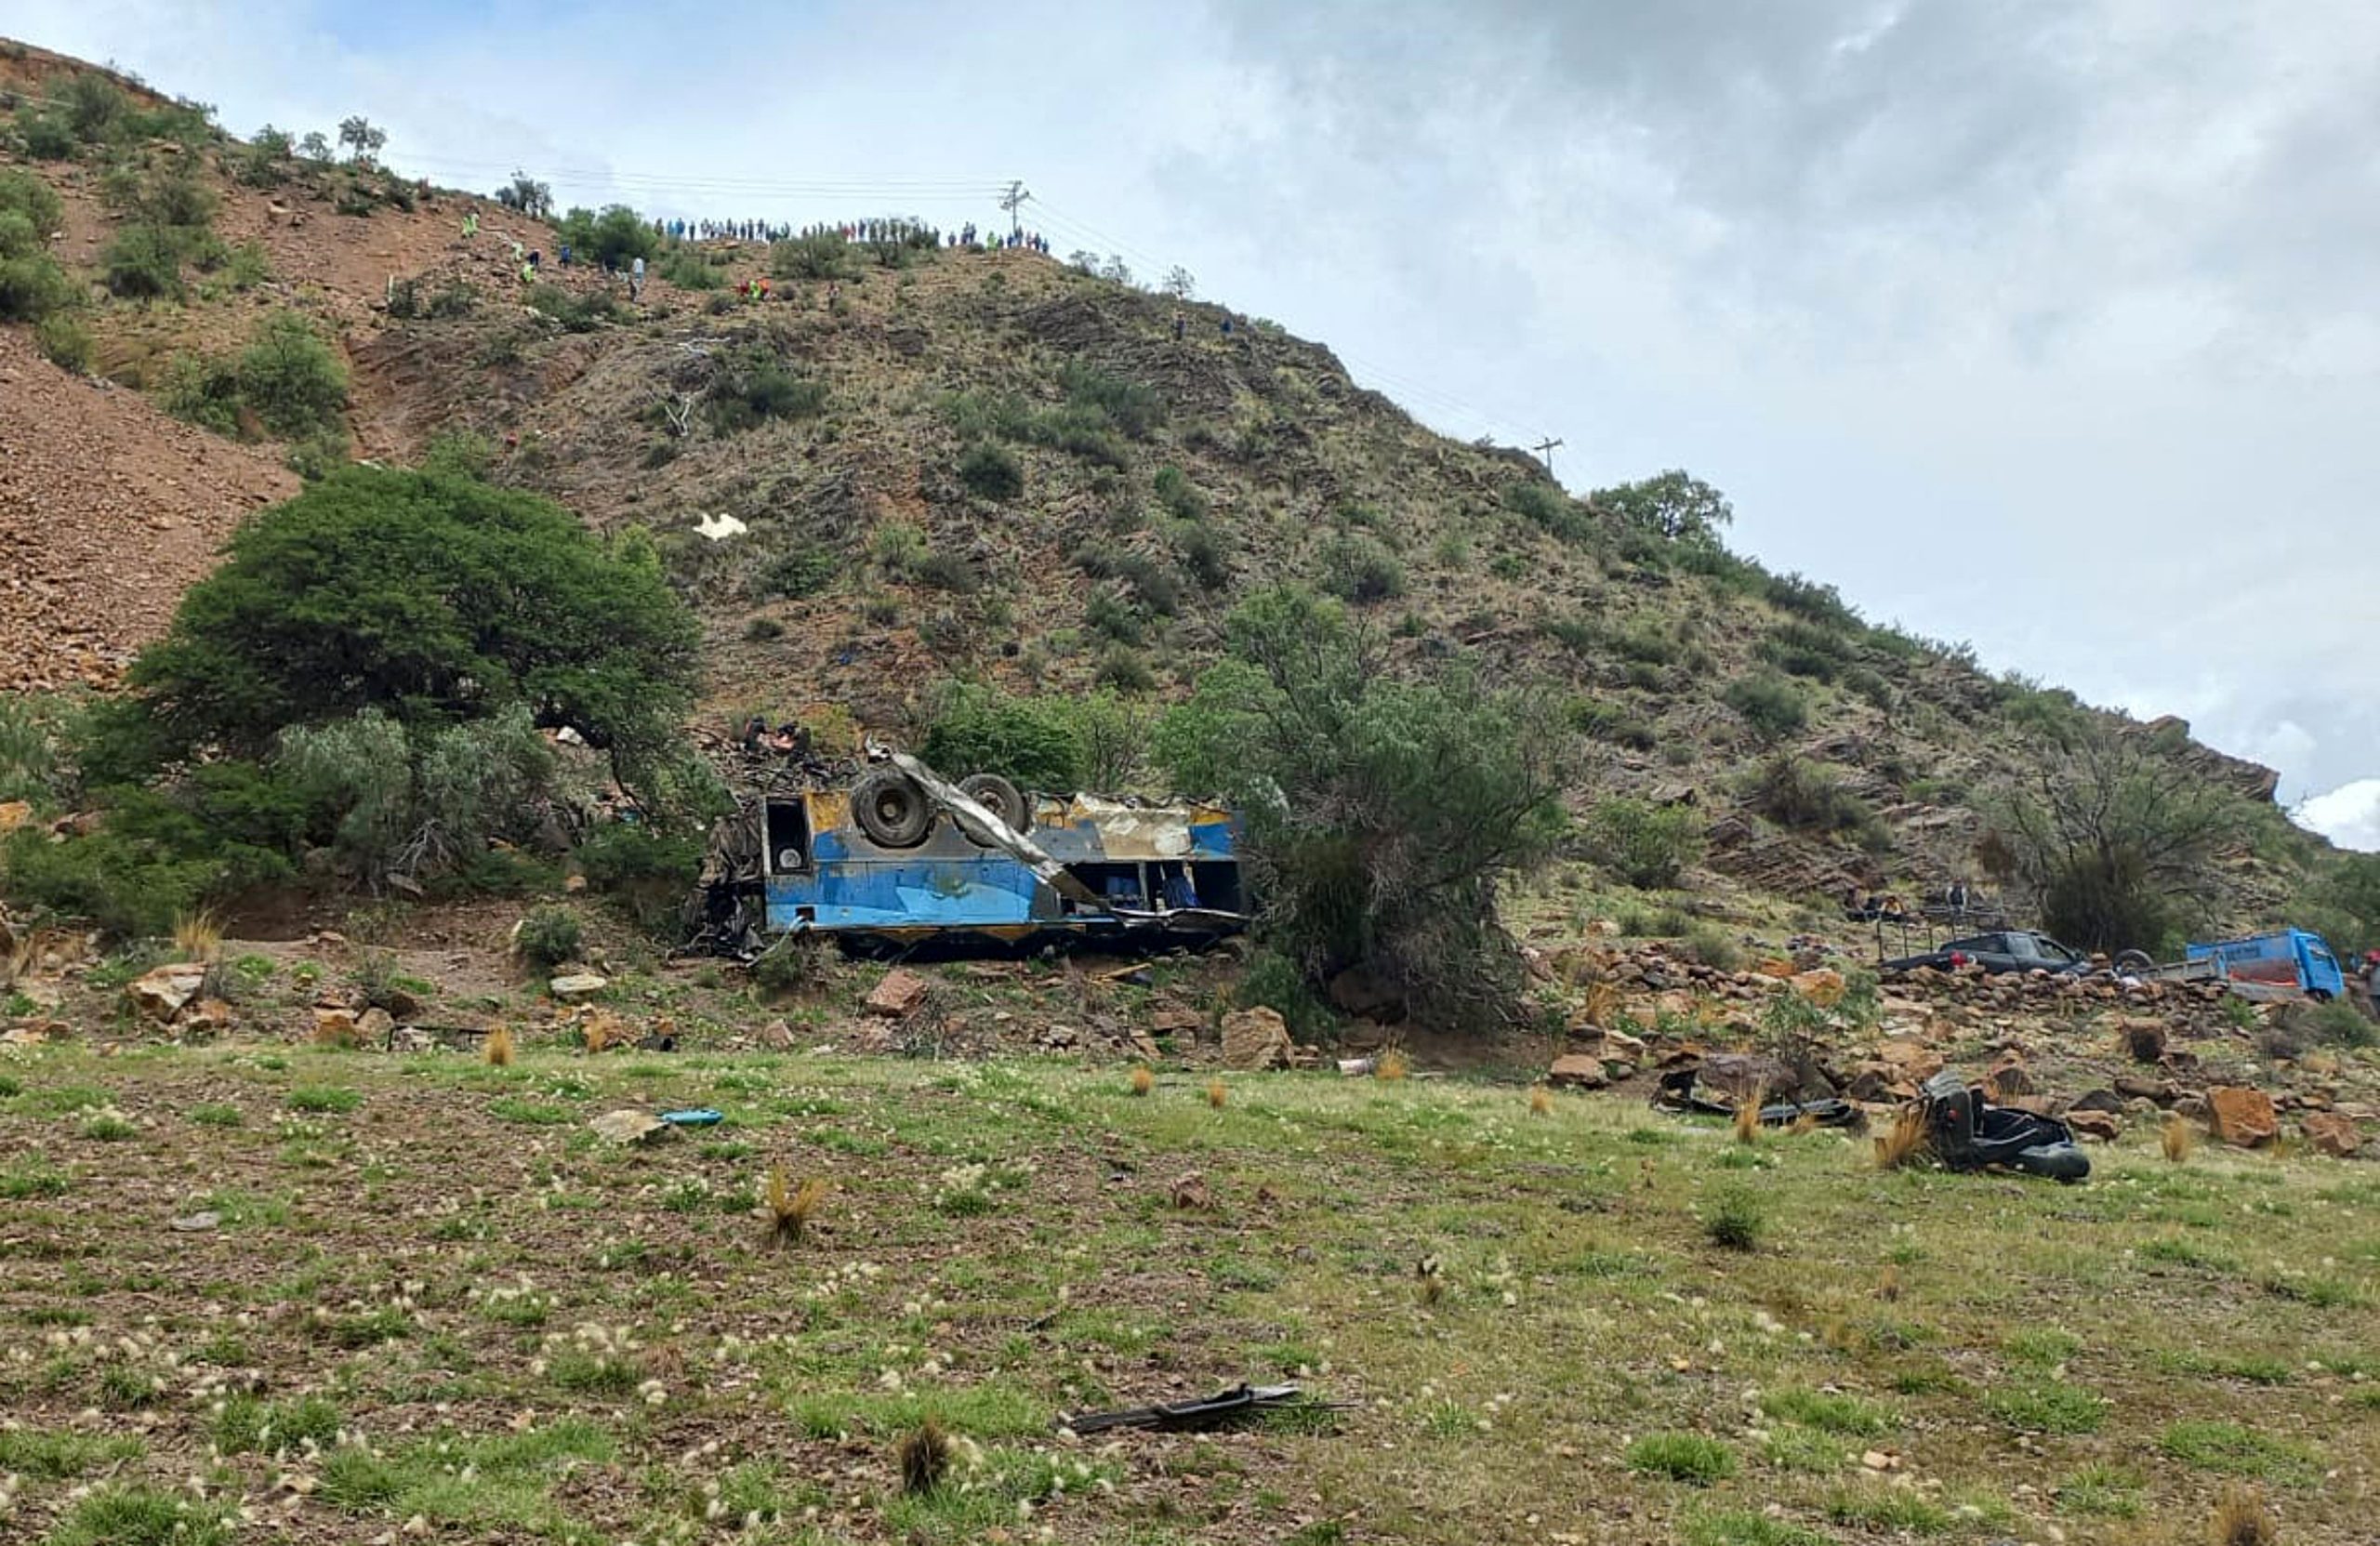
[654, 215, 1051, 253]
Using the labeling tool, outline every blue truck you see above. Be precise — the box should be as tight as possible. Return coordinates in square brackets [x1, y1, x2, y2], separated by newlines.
[2182, 929, 2347, 1001]
[694, 753, 1245, 954]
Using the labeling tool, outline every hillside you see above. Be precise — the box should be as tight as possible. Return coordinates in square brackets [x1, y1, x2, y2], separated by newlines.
[0, 38, 2344, 952]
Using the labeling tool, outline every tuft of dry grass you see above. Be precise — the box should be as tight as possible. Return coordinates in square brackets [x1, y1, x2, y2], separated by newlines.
[2163, 1114, 2196, 1164]
[582, 1011, 624, 1055]
[1376, 1048, 1410, 1081]
[1580, 978, 1622, 1030]
[312, 1014, 359, 1050]
[172, 909, 222, 963]
[484, 1024, 514, 1068]
[1877, 1263, 1901, 1302]
[761, 1167, 828, 1249]
[897, 1416, 950, 1496]
[1733, 1083, 1767, 1144]
[1871, 1104, 1930, 1170]
[1205, 1079, 1227, 1110]
[1129, 1065, 1154, 1097]
[1788, 1112, 1819, 1137]
[1529, 1085, 1554, 1117]
[2210, 1484, 2278, 1546]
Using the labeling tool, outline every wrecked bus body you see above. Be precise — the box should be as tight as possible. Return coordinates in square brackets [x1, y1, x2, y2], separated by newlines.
[694, 753, 1245, 955]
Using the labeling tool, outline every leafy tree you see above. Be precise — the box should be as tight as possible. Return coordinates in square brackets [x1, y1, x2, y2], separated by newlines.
[297, 131, 331, 162]
[123, 467, 700, 771]
[337, 115, 386, 165]
[0, 171, 75, 324]
[494, 170, 553, 218]
[1592, 469, 1733, 544]
[1160, 266, 1197, 300]
[1156, 587, 1568, 1031]
[555, 205, 657, 269]
[1984, 721, 2246, 954]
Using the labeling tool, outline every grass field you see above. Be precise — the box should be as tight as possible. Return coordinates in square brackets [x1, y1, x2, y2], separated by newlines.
[0, 1042, 2373, 1544]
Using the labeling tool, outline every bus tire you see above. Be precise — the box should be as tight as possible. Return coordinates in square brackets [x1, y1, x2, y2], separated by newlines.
[852, 770, 932, 848]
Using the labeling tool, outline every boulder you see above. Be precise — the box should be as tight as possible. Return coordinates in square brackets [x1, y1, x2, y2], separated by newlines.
[1699, 1051, 1793, 1100]
[2207, 1086, 2279, 1148]
[2113, 1073, 2175, 1104]
[864, 969, 930, 1018]
[1984, 1057, 2034, 1101]
[126, 964, 207, 1024]
[2301, 1111, 2361, 1158]
[1791, 967, 1846, 1007]
[2066, 1109, 2122, 1143]
[589, 1109, 668, 1144]
[1546, 1053, 1608, 1090]
[356, 1007, 396, 1046]
[180, 998, 234, 1037]
[313, 1007, 361, 1046]
[549, 972, 609, 1003]
[2069, 1088, 2126, 1117]
[1147, 1004, 1206, 1039]
[1220, 1007, 1292, 1070]
[2119, 1017, 2167, 1064]
[1872, 1039, 1945, 1084]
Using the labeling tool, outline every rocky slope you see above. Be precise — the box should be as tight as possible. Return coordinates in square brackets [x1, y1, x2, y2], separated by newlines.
[0, 37, 2330, 934]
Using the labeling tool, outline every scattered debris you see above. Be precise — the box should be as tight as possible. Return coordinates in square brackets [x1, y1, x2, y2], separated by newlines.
[589, 1109, 668, 1144]
[1919, 1070, 2088, 1183]
[168, 1210, 220, 1233]
[1169, 1173, 1214, 1211]
[1652, 1066, 1858, 1129]
[659, 1108, 721, 1128]
[548, 972, 608, 1002]
[1060, 1383, 1318, 1435]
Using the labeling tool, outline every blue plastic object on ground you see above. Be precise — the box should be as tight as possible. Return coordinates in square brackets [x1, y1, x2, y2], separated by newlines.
[659, 1108, 721, 1128]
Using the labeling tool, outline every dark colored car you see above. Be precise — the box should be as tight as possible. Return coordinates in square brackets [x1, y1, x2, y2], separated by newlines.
[1883, 930, 2090, 976]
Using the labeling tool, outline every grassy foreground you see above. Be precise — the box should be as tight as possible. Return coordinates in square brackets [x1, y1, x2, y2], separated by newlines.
[0, 1043, 2373, 1544]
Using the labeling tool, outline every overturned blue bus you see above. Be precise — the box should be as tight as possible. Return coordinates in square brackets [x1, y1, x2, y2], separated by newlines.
[695, 753, 1246, 953]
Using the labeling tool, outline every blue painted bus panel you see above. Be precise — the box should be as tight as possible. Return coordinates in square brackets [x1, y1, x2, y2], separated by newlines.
[763, 856, 1049, 932]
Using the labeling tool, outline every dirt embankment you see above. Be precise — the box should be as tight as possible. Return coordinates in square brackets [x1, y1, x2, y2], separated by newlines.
[0, 328, 296, 692]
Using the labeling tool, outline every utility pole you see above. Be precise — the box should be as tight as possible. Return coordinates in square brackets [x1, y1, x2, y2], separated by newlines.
[1531, 436, 1565, 479]
[998, 179, 1032, 240]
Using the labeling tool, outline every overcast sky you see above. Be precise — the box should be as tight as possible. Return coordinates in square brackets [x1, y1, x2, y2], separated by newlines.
[14, 0, 2378, 848]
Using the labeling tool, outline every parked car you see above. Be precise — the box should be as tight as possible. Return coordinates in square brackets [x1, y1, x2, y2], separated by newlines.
[1883, 930, 2091, 976]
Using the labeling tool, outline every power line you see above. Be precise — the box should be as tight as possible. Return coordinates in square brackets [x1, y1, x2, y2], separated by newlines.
[1531, 437, 1565, 478]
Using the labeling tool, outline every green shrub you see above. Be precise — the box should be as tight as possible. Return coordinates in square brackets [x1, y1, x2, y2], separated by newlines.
[101, 222, 192, 298]
[759, 543, 840, 600]
[517, 906, 585, 971]
[1095, 646, 1155, 692]
[1173, 520, 1229, 590]
[17, 110, 79, 160]
[1316, 532, 1405, 603]
[1983, 1382, 2108, 1435]
[35, 311, 92, 371]
[1749, 757, 1885, 847]
[160, 311, 348, 442]
[1236, 949, 1333, 1041]
[576, 824, 700, 934]
[654, 246, 722, 289]
[958, 443, 1024, 500]
[1765, 571, 1860, 629]
[1567, 697, 1657, 749]
[770, 230, 859, 281]
[1624, 1432, 1737, 1484]
[1762, 1387, 1892, 1437]
[418, 429, 495, 481]
[749, 933, 835, 997]
[922, 683, 1086, 790]
[1703, 1187, 1765, 1250]
[707, 345, 826, 434]
[1722, 672, 1808, 742]
[524, 282, 622, 332]
[1073, 545, 1183, 615]
[0, 167, 63, 244]
[1681, 921, 1742, 971]
[1058, 361, 1164, 440]
[1153, 464, 1208, 522]
[1581, 799, 1702, 889]
[285, 429, 350, 482]
[1503, 480, 1594, 543]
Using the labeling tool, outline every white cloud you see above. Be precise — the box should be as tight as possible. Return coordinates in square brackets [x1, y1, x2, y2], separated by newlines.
[2298, 780, 2380, 853]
